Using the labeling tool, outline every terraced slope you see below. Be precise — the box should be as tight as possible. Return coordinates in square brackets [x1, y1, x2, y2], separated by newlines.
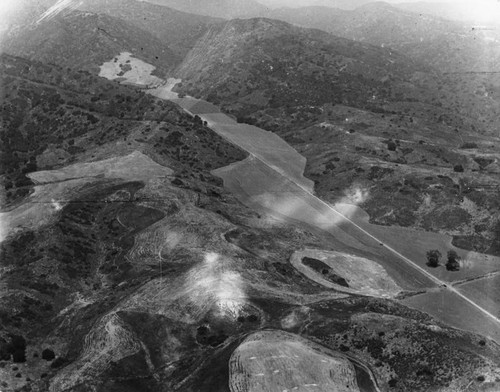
[229, 330, 365, 392]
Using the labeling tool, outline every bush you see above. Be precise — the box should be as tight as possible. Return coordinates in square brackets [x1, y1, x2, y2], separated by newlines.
[453, 164, 464, 172]
[426, 249, 442, 267]
[387, 140, 397, 151]
[446, 250, 460, 271]
[460, 142, 478, 149]
[41, 348, 55, 361]
[50, 357, 66, 368]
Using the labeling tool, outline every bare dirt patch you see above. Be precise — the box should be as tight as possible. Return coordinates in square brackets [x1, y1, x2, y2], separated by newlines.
[29, 151, 172, 184]
[99, 52, 163, 87]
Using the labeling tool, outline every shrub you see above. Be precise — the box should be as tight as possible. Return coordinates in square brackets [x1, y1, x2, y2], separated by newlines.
[41, 348, 55, 361]
[426, 249, 442, 267]
[453, 164, 464, 172]
[387, 140, 397, 151]
[460, 142, 478, 149]
[446, 250, 460, 271]
[50, 357, 66, 368]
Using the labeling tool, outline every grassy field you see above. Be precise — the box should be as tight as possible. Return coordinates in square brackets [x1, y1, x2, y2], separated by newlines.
[403, 289, 500, 343]
[358, 217, 500, 283]
[456, 275, 500, 319]
[290, 249, 402, 298]
[207, 122, 314, 193]
[213, 157, 436, 291]
[161, 87, 500, 290]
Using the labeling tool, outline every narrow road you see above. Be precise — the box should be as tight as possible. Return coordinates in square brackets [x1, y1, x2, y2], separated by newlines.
[154, 84, 500, 331]
[244, 150, 500, 327]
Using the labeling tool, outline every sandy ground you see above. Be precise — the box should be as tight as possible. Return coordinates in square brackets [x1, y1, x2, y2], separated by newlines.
[229, 330, 362, 392]
[290, 248, 401, 298]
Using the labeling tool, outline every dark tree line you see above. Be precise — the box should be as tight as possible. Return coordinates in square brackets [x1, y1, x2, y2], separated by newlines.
[426, 249, 460, 271]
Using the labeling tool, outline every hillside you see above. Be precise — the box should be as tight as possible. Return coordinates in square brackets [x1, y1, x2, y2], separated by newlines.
[2, 4, 500, 392]
[175, 18, 435, 112]
[0, 54, 246, 206]
[258, 0, 373, 9]
[266, 2, 500, 74]
[76, 0, 222, 59]
[2, 55, 500, 392]
[264, 3, 500, 133]
[174, 17, 485, 133]
[173, 17, 500, 255]
[139, 0, 270, 18]
[1, 9, 179, 76]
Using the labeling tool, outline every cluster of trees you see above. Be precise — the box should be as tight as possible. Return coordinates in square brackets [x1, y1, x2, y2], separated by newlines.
[426, 249, 460, 271]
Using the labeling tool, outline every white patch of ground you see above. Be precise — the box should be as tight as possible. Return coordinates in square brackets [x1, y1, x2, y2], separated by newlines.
[29, 150, 172, 184]
[290, 248, 402, 298]
[50, 313, 142, 392]
[99, 52, 163, 87]
[1, 152, 172, 244]
[229, 330, 360, 392]
[148, 77, 182, 100]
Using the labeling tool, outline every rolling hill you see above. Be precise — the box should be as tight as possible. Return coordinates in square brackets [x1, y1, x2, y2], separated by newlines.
[2, 3, 500, 392]
[76, 0, 222, 59]
[175, 17, 434, 112]
[2, 54, 500, 390]
[137, 0, 270, 18]
[266, 2, 500, 73]
[173, 17, 500, 255]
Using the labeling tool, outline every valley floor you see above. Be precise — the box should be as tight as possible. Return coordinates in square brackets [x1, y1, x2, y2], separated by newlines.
[148, 80, 500, 344]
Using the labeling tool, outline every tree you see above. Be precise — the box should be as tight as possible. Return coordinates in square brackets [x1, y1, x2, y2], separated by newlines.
[426, 249, 442, 268]
[446, 250, 460, 271]
[387, 140, 397, 151]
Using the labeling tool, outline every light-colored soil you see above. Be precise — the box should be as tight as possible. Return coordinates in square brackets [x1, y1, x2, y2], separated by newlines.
[29, 150, 173, 184]
[1, 152, 172, 244]
[290, 248, 402, 298]
[229, 330, 360, 392]
[1, 177, 94, 243]
[99, 52, 163, 87]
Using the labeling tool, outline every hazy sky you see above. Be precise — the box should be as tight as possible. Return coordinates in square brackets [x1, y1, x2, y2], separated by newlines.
[257, 0, 500, 24]
[1, 0, 500, 26]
